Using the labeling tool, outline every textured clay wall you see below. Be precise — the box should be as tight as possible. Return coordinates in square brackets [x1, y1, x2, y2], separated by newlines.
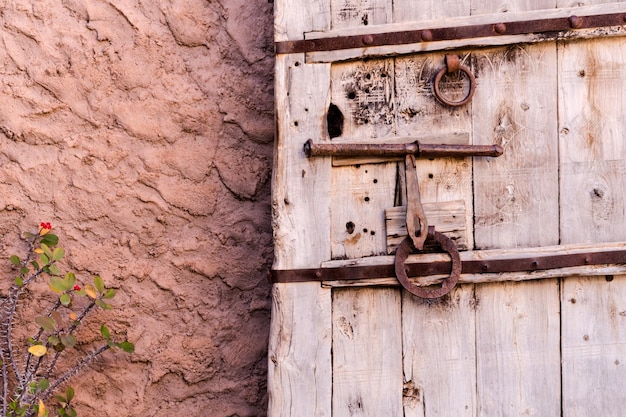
[0, 1, 274, 416]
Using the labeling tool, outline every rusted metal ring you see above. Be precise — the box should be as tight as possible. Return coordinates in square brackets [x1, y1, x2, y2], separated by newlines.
[394, 226, 461, 299]
[433, 59, 476, 107]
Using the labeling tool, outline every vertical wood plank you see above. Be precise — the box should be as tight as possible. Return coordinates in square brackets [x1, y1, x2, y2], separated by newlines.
[333, 288, 403, 417]
[561, 275, 626, 416]
[559, 36, 626, 417]
[394, 51, 477, 417]
[402, 287, 477, 417]
[472, 43, 559, 249]
[270, 54, 334, 417]
[275, 0, 330, 41]
[329, 58, 397, 259]
[268, 283, 332, 417]
[472, 41, 561, 416]
[475, 281, 561, 417]
[558, 37, 626, 245]
[394, 52, 475, 249]
[328, 55, 404, 415]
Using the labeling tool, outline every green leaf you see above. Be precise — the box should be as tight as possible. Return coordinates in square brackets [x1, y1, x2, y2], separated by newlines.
[40, 243, 53, 259]
[66, 408, 77, 417]
[65, 386, 74, 402]
[102, 288, 117, 299]
[35, 316, 56, 332]
[38, 379, 50, 391]
[60, 334, 76, 348]
[60, 293, 71, 307]
[31, 260, 40, 270]
[65, 272, 76, 287]
[20, 267, 29, 275]
[10, 255, 20, 267]
[95, 299, 112, 310]
[100, 325, 111, 340]
[15, 277, 23, 287]
[52, 247, 65, 261]
[47, 264, 61, 276]
[41, 233, 58, 246]
[23, 231, 36, 239]
[48, 335, 60, 346]
[117, 341, 135, 353]
[40, 253, 50, 265]
[94, 275, 105, 294]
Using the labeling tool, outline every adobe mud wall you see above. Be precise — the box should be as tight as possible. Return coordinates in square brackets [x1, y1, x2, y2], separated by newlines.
[0, 1, 274, 416]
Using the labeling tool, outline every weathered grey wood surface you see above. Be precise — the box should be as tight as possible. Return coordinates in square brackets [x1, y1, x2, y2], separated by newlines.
[271, 1, 626, 416]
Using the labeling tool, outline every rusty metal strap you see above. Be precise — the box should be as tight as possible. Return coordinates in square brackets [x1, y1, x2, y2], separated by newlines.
[275, 13, 626, 55]
[270, 249, 626, 283]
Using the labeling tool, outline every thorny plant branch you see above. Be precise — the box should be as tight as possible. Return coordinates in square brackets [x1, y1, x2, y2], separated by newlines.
[1, 224, 134, 417]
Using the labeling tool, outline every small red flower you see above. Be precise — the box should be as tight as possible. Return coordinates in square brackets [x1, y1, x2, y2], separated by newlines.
[38, 222, 53, 236]
[73, 285, 81, 291]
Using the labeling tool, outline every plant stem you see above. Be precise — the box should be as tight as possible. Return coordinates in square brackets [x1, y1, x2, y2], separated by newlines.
[41, 344, 110, 401]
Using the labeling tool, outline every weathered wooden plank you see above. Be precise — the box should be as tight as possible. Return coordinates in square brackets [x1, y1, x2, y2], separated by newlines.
[385, 200, 468, 253]
[268, 283, 332, 417]
[475, 280, 561, 417]
[271, 0, 334, 411]
[273, 56, 333, 269]
[329, 58, 397, 259]
[394, 51, 475, 249]
[275, 0, 330, 41]
[472, 42, 559, 249]
[472, 38, 560, 417]
[302, 4, 626, 62]
[392, 41, 477, 417]
[561, 275, 626, 416]
[558, 36, 626, 244]
[332, 288, 403, 417]
[402, 286, 477, 417]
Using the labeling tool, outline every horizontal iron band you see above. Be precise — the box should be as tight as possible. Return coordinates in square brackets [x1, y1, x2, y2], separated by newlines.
[270, 249, 626, 284]
[275, 12, 626, 55]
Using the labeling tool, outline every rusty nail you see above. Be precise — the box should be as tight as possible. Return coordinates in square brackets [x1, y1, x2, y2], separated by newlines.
[362, 34, 374, 45]
[315, 271, 322, 278]
[421, 30, 433, 42]
[494, 23, 507, 34]
[569, 16, 583, 29]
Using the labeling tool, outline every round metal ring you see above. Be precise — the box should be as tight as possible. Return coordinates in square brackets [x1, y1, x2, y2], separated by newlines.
[433, 64, 476, 107]
[394, 227, 461, 299]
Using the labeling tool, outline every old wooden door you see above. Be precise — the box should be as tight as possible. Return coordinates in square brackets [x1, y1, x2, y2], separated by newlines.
[270, 2, 626, 416]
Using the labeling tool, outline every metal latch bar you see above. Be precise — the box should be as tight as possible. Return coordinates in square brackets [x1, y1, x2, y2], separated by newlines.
[276, 12, 626, 55]
[270, 249, 626, 284]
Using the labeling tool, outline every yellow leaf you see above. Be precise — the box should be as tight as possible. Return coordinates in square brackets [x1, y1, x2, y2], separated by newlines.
[69, 312, 78, 321]
[38, 399, 48, 417]
[85, 285, 97, 299]
[34, 248, 44, 254]
[28, 345, 47, 357]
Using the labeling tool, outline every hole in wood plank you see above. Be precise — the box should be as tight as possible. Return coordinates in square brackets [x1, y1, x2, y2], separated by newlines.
[346, 221, 355, 234]
[327, 103, 344, 138]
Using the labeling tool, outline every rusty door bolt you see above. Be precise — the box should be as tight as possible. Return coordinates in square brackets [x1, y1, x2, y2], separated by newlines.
[494, 23, 507, 34]
[569, 16, 583, 29]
